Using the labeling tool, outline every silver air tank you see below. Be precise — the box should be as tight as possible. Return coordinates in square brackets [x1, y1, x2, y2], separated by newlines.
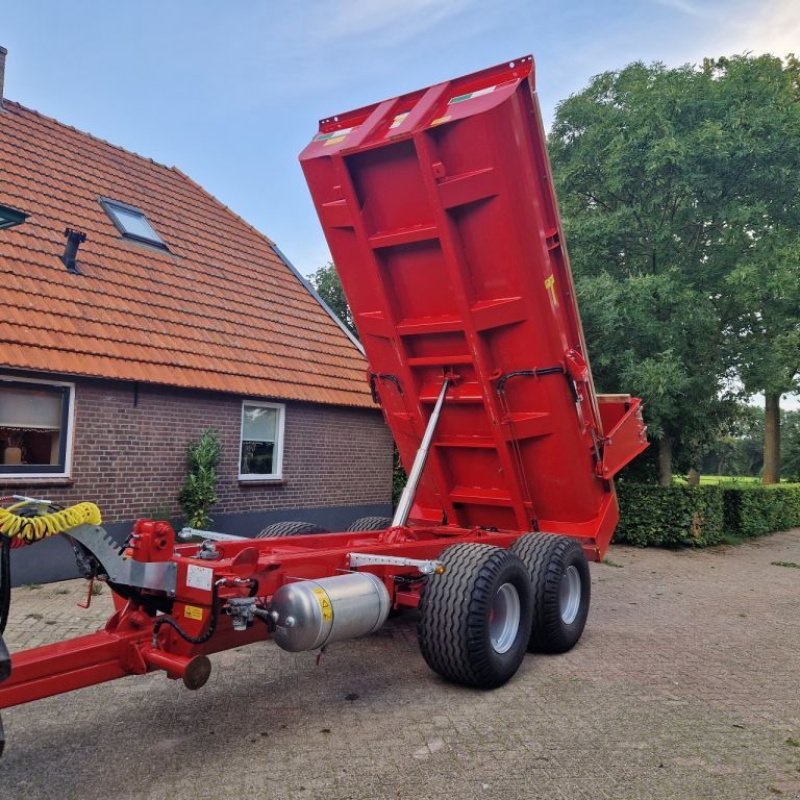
[269, 573, 390, 652]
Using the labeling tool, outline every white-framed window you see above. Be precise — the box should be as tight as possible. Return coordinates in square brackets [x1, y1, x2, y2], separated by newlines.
[0, 375, 75, 478]
[239, 401, 285, 480]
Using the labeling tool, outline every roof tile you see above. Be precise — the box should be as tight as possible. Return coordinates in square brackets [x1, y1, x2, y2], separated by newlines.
[0, 101, 372, 407]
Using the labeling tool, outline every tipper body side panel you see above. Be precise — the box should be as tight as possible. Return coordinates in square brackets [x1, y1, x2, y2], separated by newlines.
[300, 56, 647, 556]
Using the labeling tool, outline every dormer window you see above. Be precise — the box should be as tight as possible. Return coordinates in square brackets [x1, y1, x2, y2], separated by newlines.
[100, 198, 167, 249]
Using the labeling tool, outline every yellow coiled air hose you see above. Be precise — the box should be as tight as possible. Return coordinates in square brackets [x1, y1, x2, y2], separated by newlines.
[0, 500, 102, 544]
[1, 499, 103, 636]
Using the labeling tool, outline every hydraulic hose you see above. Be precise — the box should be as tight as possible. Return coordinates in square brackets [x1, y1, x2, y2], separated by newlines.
[151, 583, 220, 648]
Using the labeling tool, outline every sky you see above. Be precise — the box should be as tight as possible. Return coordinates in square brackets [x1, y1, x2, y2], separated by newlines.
[3, 0, 797, 277]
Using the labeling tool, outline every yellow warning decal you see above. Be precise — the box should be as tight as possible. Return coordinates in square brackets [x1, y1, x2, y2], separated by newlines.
[389, 112, 409, 129]
[544, 274, 557, 304]
[314, 126, 354, 143]
[323, 135, 347, 147]
[430, 115, 451, 127]
[312, 587, 333, 622]
[184, 605, 204, 621]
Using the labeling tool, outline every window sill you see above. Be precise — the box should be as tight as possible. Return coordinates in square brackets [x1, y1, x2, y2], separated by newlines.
[0, 477, 74, 488]
[238, 478, 286, 487]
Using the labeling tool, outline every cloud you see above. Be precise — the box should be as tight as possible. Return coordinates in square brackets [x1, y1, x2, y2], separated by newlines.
[713, 0, 800, 58]
[310, 0, 473, 45]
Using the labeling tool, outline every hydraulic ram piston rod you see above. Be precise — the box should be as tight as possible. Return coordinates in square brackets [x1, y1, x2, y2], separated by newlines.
[391, 379, 449, 528]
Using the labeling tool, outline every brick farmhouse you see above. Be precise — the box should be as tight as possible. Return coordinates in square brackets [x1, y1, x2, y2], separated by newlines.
[0, 47, 392, 583]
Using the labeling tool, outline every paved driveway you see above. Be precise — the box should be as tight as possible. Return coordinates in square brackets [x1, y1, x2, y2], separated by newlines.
[2, 530, 799, 800]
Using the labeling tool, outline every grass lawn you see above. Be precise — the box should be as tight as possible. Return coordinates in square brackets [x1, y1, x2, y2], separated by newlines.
[673, 475, 799, 486]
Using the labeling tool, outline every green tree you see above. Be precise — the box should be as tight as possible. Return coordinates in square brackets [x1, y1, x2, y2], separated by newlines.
[713, 56, 800, 483]
[701, 403, 764, 477]
[310, 261, 355, 334]
[550, 61, 734, 484]
[549, 55, 800, 485]
[783, 410, 800, 482]
[178, 429, 221, 529]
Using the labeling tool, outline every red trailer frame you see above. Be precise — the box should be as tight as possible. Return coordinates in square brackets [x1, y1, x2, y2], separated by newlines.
[0, 56, 646, 754]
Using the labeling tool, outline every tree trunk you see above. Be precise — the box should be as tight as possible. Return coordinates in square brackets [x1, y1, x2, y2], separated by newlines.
[763, 393, 781, 484]
[687, 467, 700, 486]
[658, 437, 673, 487]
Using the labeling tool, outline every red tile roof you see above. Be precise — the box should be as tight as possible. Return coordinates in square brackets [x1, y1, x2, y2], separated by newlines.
[0, 101, 373, 408]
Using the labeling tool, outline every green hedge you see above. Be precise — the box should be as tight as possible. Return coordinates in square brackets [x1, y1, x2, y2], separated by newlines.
[722, 485, 800, 537]
[615, 482, 800, 547]
[615, 484, 724, 547]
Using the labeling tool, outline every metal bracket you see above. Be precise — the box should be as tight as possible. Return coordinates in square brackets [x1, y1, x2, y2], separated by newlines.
[68, 525, 177, 593]
[348, 553, 444, 575]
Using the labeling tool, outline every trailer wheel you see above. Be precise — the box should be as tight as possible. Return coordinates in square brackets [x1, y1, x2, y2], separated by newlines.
[418, 543, 533, 689]
[511, 534, 590, 654]
[256, 521, 329, 538]
[346, 516, 392, 532]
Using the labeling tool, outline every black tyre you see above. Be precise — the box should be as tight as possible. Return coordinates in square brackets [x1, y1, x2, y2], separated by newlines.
[418, 543, 533, 689]
[256, 521, 329, 538]
[346, 516, 392, 532]
[511, 533, 591, 654]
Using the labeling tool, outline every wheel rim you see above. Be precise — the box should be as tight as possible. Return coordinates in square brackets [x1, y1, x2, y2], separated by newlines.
[489, 582, 521, 654]
[559, 565, 582, 625]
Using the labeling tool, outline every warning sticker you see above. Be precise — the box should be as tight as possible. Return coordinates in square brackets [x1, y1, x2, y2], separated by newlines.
[389, 112, 409, 129]
[184, 605, 204, 621]
[430, 115, 451, 127]
[312, 587, 333, 623]
[186, 564, 213, 592]
[448, 84, 497, 105]
[314, 126, 354, 143]
[544, 274, 557, 305]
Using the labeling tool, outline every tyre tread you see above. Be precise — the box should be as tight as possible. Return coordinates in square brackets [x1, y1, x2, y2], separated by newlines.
[418, 543, 530, 688]
[346, 516, 392, 532]
[511, 533, 590, 653]
[256, 521, 329, 538]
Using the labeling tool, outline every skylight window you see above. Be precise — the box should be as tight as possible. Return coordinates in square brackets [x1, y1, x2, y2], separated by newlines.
[0, 203, 27, 229]
[100, 198, 167, 249]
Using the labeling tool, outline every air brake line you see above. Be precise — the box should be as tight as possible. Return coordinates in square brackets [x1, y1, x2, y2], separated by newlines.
[0, 499, 103, 635]
[0, 501, 102, 543]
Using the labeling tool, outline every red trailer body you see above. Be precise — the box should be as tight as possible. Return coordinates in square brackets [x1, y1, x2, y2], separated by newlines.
[0, 56, 647, 751]
[300, 55, 647, 557]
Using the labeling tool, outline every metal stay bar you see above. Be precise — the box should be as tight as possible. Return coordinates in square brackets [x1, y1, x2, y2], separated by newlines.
[177, 528, 248, 543]
[391, 378, 450, 528]
[348, 553, 444, 575]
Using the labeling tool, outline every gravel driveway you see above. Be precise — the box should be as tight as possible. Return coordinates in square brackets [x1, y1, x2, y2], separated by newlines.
[2, 530, 799, 800]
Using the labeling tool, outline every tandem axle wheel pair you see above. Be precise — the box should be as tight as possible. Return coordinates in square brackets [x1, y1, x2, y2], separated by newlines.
[417, 533, 590, 689]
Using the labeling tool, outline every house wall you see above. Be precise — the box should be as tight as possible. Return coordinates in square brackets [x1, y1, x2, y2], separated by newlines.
[2, 374, 394, 584]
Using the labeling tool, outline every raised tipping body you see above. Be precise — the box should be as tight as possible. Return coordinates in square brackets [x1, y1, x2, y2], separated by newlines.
[300, 55, 647, 557]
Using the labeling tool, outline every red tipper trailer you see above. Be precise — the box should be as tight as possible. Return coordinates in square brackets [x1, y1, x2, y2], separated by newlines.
[299, 55, 647, 548]
[0, 56, 646, 755]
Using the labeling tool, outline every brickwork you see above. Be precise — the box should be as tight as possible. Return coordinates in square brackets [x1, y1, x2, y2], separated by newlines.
[0, 375, 393, 523]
